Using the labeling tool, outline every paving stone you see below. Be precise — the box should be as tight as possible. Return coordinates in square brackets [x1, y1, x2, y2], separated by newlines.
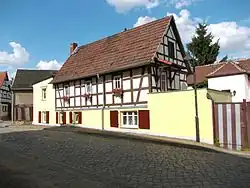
[0, 130, 250, 187]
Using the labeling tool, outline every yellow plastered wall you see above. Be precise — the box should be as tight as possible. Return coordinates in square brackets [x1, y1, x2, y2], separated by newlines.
[82, 110, 102, 129]
[103, 108, 150, 131]
[33, 77, 57, 125]
[148, 89, 215, 144]
[70, 108, 148, 130]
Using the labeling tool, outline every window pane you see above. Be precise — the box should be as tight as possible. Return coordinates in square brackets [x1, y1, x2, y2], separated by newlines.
[123, 115, 127, 125]
[118, 79, 120, 88]
[134, 116, 138, 125]
[128, 112, 132, 115]
[128, 116, 133, 125]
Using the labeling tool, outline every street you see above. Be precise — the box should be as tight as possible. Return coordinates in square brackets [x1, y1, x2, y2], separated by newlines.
[0, 128, 250, 188]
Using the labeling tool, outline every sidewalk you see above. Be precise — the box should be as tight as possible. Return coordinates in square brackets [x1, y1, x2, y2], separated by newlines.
[44, 126, 250, 159]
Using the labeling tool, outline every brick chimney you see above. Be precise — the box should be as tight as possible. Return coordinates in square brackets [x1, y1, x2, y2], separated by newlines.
[70, 42, 78, 54]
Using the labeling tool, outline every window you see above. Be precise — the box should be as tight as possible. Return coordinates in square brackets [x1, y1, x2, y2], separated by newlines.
[168, 41, 175, 59]
[42, 111, 47, 123]
[64, 85, 69, 96]
[74, 112, 79, 124]
[42, 88, 47, 100]
[85, 81, 92, 93]
[2, 106, 7, 112]
[122, 111, 138, 128]
[161, 72, 167, 92]
[114, 76, 121, 89]
[60, 112, 64, 124]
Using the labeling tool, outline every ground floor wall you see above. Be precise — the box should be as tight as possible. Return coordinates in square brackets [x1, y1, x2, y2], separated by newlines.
[0, 102, 11, 121]
[14, 104, 33, 121]
[33, 89, 232, 146]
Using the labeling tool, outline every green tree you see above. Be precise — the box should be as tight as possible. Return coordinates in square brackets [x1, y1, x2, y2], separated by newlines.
[187, 22, 220, 66]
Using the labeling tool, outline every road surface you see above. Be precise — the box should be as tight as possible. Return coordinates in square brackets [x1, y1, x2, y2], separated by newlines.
[0, 128, 250, 187]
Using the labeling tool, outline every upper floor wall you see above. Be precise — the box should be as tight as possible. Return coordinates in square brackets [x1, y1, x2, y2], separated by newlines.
[208, 74, 248, 102]
[55, 66, 149, 110]
[156, 23, 184, 65]
[153, 21, 188, 92]
[33, 77, 55, 111]
[0, 79, 11, 103]
[14, 91, 33, 105]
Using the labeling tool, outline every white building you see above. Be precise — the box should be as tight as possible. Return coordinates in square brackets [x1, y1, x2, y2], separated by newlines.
[187, 59, 250, 102]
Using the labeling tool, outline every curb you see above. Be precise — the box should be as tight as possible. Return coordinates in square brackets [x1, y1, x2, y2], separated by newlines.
[43, 126, 250, 158]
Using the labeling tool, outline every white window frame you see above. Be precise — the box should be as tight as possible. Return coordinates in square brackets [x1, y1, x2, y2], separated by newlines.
[73, 112, 79, 124]
[85, 81, 92, 94]
[42, 87, 47, 100]
[161, 72, 167, 92]
[42, 111, 47, 124]
[59, 112, 64, 124]
[121, 111, 138, 129]
[64, 85, 69, 96]
[113, 76, 121, 89]
[168, 40, 175, 59]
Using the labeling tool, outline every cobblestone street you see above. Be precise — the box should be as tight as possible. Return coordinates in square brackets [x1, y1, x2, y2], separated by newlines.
[0, 129, 250, 188]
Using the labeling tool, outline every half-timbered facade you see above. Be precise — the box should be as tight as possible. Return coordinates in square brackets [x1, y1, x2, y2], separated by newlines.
[50, 15, 191, 129]
[0, 72, 11, 120]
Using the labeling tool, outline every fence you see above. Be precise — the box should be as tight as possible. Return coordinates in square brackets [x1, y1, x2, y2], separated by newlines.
[14, 105, 33, 121]
[213, 100, 250, 150]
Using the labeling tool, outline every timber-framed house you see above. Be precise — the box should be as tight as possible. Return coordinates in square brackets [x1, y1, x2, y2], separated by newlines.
[51, 15, 191, 127]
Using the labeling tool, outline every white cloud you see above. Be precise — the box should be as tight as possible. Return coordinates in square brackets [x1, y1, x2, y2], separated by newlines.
[106, 0, 159, 12]
[133, 16, 157, 27]
[0, 42, 29, 66]
[167, 9, 250, 57]
[170, 0, 200, 9]
[167, 9, 197, 43]
[208, 22, 250, 52]
[36, 60, 62, 70]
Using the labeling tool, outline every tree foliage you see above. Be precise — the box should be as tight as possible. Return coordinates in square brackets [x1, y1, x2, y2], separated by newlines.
[187, 22, 220, 66]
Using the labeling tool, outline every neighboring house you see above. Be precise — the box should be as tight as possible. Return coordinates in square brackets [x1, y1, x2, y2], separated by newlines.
[187, 59, 250, 102]
[47, 15, 190, 129]
[12, 69, 57, 121]
[0, 72, 12, 120]
[33, 75, 58, 126]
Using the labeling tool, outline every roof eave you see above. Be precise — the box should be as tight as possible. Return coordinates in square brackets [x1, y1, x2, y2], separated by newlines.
[12, 89, 33, 92]
[206, 72, 247, 79]
[51, 61, 151, 84]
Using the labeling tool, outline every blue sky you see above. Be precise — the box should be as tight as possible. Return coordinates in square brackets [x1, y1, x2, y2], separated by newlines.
[1, 0, 250, 77]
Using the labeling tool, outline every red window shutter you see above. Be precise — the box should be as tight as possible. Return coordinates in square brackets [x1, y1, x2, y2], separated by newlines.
[78, 112, 82, 124]
[31, 107, 33, 121]
[56, 112, 58, 124]
[63, 112, 66, 124]
[38, 111, 41, 123]
[139, 110, 150, 129]
[110, 111, 118, 127]
[69, 112, 73, 123]
[46, 111, 49, 124]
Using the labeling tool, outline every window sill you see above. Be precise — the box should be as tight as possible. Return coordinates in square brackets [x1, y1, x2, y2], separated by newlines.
[120, 125, 138, 129]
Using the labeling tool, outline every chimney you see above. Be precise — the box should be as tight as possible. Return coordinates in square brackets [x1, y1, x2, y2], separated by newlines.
[70, 42, 78, 54]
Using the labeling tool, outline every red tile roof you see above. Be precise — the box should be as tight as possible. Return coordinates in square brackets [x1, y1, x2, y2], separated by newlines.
[187, 59, 250, 85]
[0, 72, 8, 87]
[206, 62, 247, 78]
[52, 16, 172, 84]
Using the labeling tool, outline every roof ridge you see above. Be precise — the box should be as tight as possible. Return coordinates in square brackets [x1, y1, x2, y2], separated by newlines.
[196, 62, 226, 68]
[78, 15, 172, 50]
[206, 64, 225, 77]
[232, 62, 247, 72]
[17, 69, 57, 71]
